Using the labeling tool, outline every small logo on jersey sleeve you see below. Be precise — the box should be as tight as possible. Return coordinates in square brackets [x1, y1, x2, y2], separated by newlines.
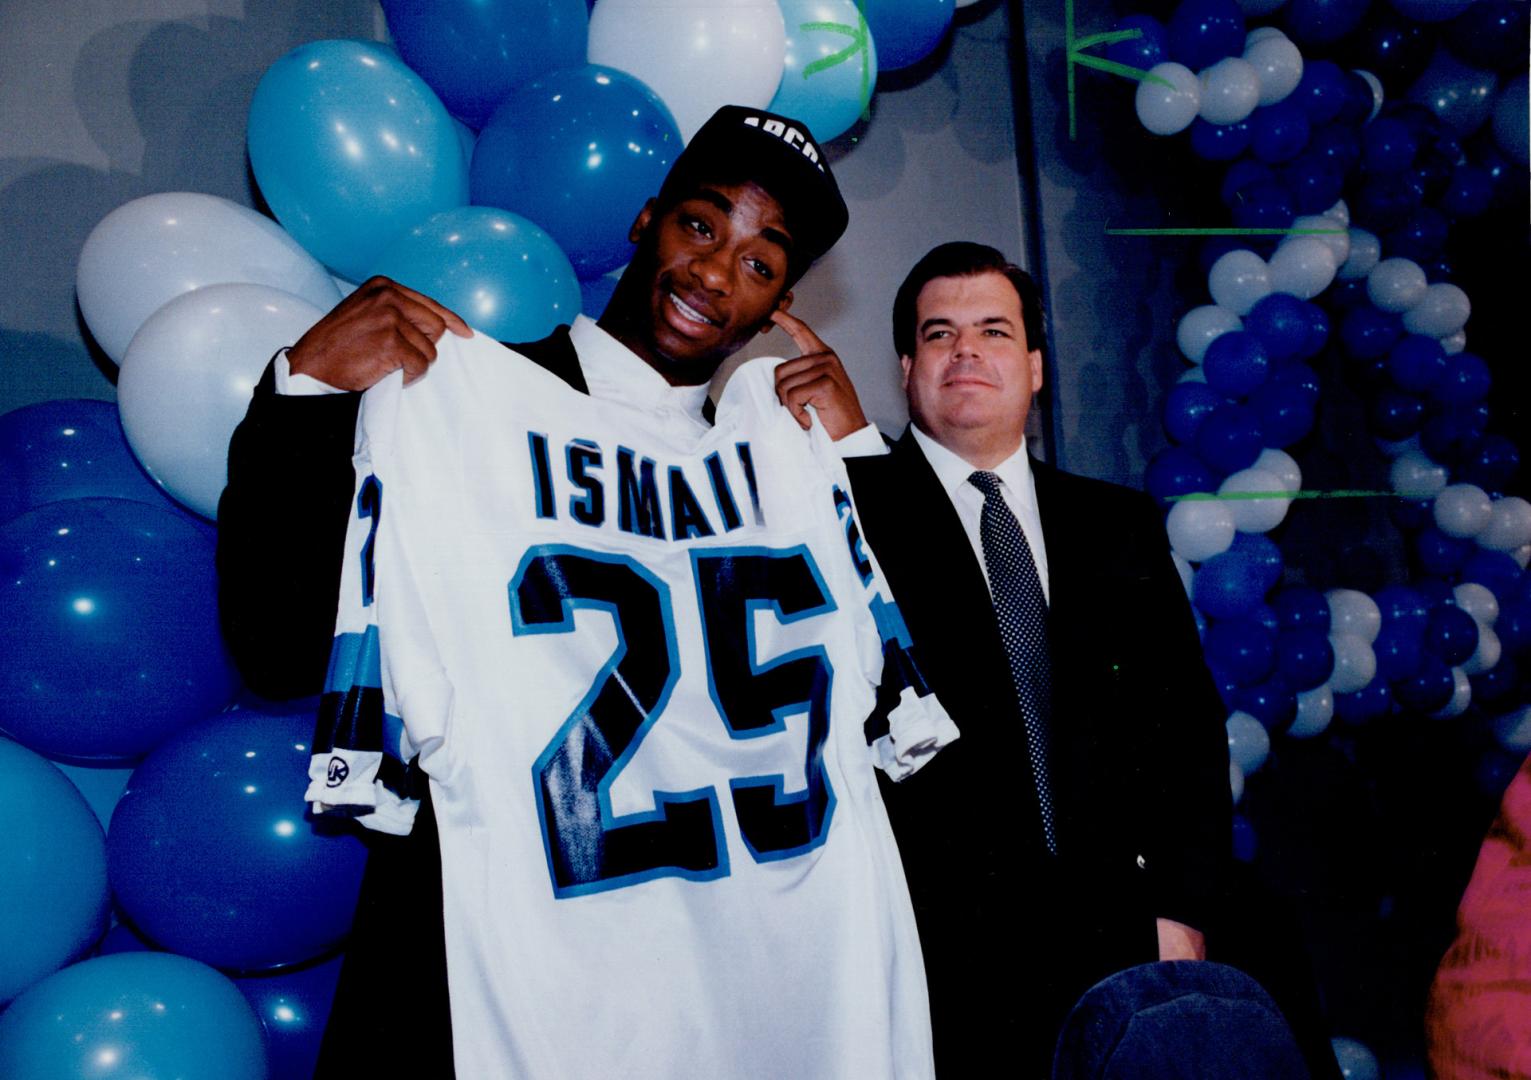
[326, 756, 351, 788]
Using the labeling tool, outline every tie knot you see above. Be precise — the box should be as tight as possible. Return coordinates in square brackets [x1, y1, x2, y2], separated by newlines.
[968, 470, 1003, 500]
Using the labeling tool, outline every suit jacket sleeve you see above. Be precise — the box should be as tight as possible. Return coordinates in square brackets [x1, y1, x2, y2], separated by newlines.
[215, 358, 361, 700]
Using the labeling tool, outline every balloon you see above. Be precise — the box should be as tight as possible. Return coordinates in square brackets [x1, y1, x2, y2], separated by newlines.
[771, 0, 879, 142]
[1289, 683, 1335, 737]
[0, 499, 238, 761]
[1280, 152, 1346, 214]
[1389, 449, 1447, 498]
[1276, 629, 1335, 690]
[1191, 116, 1254, 159]
[1168, 0, 1246, 69]
[1462, 625, 1502, 676]
[0, 739, 109, 1005]
[1199, 57, 1261, 125]
[1231, 180, 1296, 229]
[0, 400, 181, 525]
[1395, 653, 1456, 712]
[1425, 605, 1480, 665]
[1309, 123, 1362, 175]
[1373, 621, 1425, 681]
[0, 954, 267, 1080]
[1371, 389, 1428, 441]
[1208, 617, 1278, 685]
[1434, 482, 1493, 538]
[1443, 1, 1530, 72]
[1385, 334, 1447, 394]
[1440, 164, 1495, 218]
[589, 0, 789, 139]
[379, 0, 588, 129]
[1203, 331, 1271, 396]
[1274, 584, 1331, 634]
[76, 193, 340, 366]
[1480, 497, 1531, 553]
[1339, 305, 1403, 358]
[1390, 0, 1475, 24]
[580, 271, 622, 318]
[1327, 588, 1382, 642]
[1164, 382, 1226, 444]
[1353, 171, 1426, 232]
[1250, 99, 1311, 162]
[1266, 235, 1337, 299]
[107, 704, 368, 971]
[1254, 449, 1301, 496]
[1416, 523, 1474, 576]
[1491, 76, 1529, 166]
[1334, 678, 1394, 723]
[117, 284, 325, 519]
[1282, 0, 1370, 46]
[1243, 292, 1310, 361]
[1423, 401, 1491, 462]
[1400, 283, 1470, 337]
[1226, 710, 1272, 773]
[1293, 59, 1347, 123]
[1178, 304, 1244, 363]
[858, 0, 954, 71]
[1367, 258, 1429, 313]
[248, 40, 469, 282]
[1193, 403, 1265, 475]
[1452, 582, 1500, 626]
[1362, 117, 1420, 174]
[1245, 34, 1305, 106]
[1328, 633, 1377, 694]
[1250, 379, 1315, 448]
[1458, 434, 1520, 491]
[1352, 16, 1433, 88]
[1136, 62, 1202, 135]
[1287, 213, 1349, 265]
[234, 953, 344, 1080]
[1195, 535, 1281, 618]
[1219, 466, 1292, 532]
[1230, 760, 1245, 805]
[1167, 497, 1238, 561]
[1105, 15, 1169, 70]
[1348, 69, 1386, 124]
[470, 65, 683, 278]
[1221, 158, 1277, 208]
[369, 207, 582, 344]
[1385, 206, 1450, 263]
[1208, 249, 1272, 316]
[1337, 228, 1381, 280]
[1408, 48, 1499, 135]
[1146, 446, 1217, 503]
[1461, 550, 1526, 601]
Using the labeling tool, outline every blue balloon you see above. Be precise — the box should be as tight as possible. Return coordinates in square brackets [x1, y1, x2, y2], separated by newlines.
[471, 65, 682, 279]
[1190, 117, 1253, 161]
[1433, 353, 1489, 407]
[1283, 0, 1372, 46]
[1276, 629, 1335, 690]
[1245, 293, 1312, 362]
[1370, 389, 1429, 440]
[1364, 117, 1420, 174]
[1308, 122, 1362, 174]
[1105, 15, 1169, 70]
[107, 704, 368, 971]
[1166, 0, 1245, 69]
[0, 499, 238, 762]
[1251, 100, 1313, 164]
[1471, 654, 1518, 704]
[1375, 584, 1432, 631]
[1335, 678, 1395, 723]
[0, 739, 109, 1005]
[579, 272, 621, 319]
[1299, 303, 1330, 359]
[1206, 616, 1279, 685]
[1443, 0, 1530, 72]
[1249, 381, 1312, 448]
[1234, 676, 1298, 731]
[1386, 334, 1448, 394]
[1461, 550, 1525, 604]
[1440, 164, 1495, 218]
[1231, 181, 1297, 230]
[248, 40, 470, 281]
[370, 206, 582, 344]
[1339, 70, 1381, 124]
[1385, 207, 1450, 262]
[1195, 538, 1281, 620]
[234, 954, 344, 1080]
[1234, 532, 1286, 593]
[1203, 331, 1271, 397]
[1421, 402, 1489, 461]
[1425, 604, 1479, 665]
[861, 0, 955, 72]
[772, 0, 880, 143]
[1164, 382, 1226, 445]
[380, 0, 588, 129]
[1273, 585, 1332, 634]
[1220, 159, 1277, 207]
[1193, 403, 1265, 475]
[1373, 622, 1425, 681]
[1146, 446, 1217, 503]
[1458, 434, 1519, 490]
[1280, 150, 1346, 214]
[1339, 305, 1405, 359]
[1394, 653, 1456, 712]
[1498, 598, 1531, 655]
[1353, 171, 1428, 231]
[0, 954, 267, 1080]
[1294, 60, 1349, 124]
[1353, 15, 1435, 87]
[1415, 525, 1473, 575]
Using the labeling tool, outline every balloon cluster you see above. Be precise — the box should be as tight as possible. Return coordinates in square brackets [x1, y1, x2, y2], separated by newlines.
[1116, 0, 1528, 822]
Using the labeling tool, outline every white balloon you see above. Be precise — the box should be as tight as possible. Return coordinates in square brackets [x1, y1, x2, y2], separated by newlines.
[1453, 582, 1499, 627]
[1461, 625, 1502, 676]
[1178, 365, 1210, 384]
[1289, 684, 1335, 739]
[1516, 544, 1531, 570]
[77, 192, 340, 365]
[1254, 448, 1301, 493]
[1177, 304, 1244, 363]
[1433, 483, 1494, 539]
[1376, 434, 1422, 459]
[1327, 589, 1382, 643]
[1286, 214, 1350, 266]
[1401, 282, 1470, 337]
[1325, 198, 1351, 226]
[1219, 467, 1292, 532]
[1136, 62, 1201, 136]
[1268, 236, 1338, 300]
[1244, 34, 1303, 106]
[1389, 449, 1448, 498]
[1430, 667, 1472, 719]
[118, 284, 326, 519]
[1440, 329, 1467, 355]
[588, 0, 787, 142]
[1208, 249, 1272, 316]
[1328, 633, 1377, 694]
[1354, 69, 1384, 122]
[1493, 705, 1531, 755]
[1172, 551, 1196, 599]
[1367, 257, 1428, 313]
[1337, 228, 1381, 280]
[1477, 496, 1531, 552]
[1332, 1036, 1381, 1080]
[1227, 711, 1271, 774]
[1167, 499, 1238, 562]
[1199, 57, 1261, 125]
[1230, 761, 1246, 805]
[1244, 27, 1288, 46]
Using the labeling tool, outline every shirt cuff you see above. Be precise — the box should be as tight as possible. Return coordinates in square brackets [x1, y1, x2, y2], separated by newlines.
[833, 423, 889, 458]
[274, 348, 346, 396]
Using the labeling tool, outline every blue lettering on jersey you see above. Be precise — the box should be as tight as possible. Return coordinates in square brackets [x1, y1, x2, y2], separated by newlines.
[704, 451, 743, 532]
[567, 440, 604, 527]
[616, 446, 666, 540]
[528, 433, 555, 520]
[832, 485, 873, 586]
[668, 466, 715, 541]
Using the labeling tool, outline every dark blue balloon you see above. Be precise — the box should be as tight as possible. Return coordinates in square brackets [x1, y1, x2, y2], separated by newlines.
[1412, 133, 1465, 199]
[1248, 381, 1316, 448]
[0, 499, 238, 761]
[1203, 331, 1271, 397]
[1460, 550, 1525, 602]
[1500, 598, 1531, 655]
[1392, 497, 1435, 531]
[1299, 303, 1330, 359]
[1338, 70, 1380, 124]
[1193, 404, 1265, 475]
[1335, 678, 1395, 723]
[1251, 101, 1313, 164]
[1421, 402, 1490, 461]
[1206, 616, 1279, 685]
[1373, 622, 1425, 681]
[1280, 151, 1346, 214]
[1415, 524, 1474, 575]
[234, 953, 344, 1080]
[1470, 654, 1519, 704]
[1439, 164, 1495, 218]
[1458, 434, 1520, 490]
[1353, 172, 1427, 232]
[1234, 675, 1298, 730]
[1307, 123, 1362, 174]
[1252, 604, 1281, 634]
[1414, 576, 1457, 611]
[1195, 546, 1275, 619]
[1436, 353, 1491, 407]
[1221, 160, 1277, 209]
[1273, 584, 1332, 634]
[1339, 305, 1405, 359]
[1146, 446, 1217, 503]
[1443, 0, 1530, 72]
[1375, 584, 1432, 631]
[1327, 277, 1373, 313]
[1190, 117, 1253, 161]
[1105, 14, 1169, 69]
[1166, 0, 1245, 69]
[1283, 0, 1372, 46]
[1384, 208, 1450, 263]
[1370, 388, 1428, 440]
[1352, 15, 1434, 87]
[1393, 653, 1456, 712]
[1363, 117, 1421, 173]
[578, 272, 620, 318]
[1231, 181, 1297, 230]
[1425, 604, 1479, 665]
[1386, 334, 1448, 393]
[1245, 293, 1313, 361]
[1164, 382, 1226, 444]
[1272, 362, 1322, 404]
[1233, 532, 1286, 594]
[107, 704, 368, 971]
[1294, 60, 1349, 124]
[1421, 255, 1457, 284]
[1277, 629, 1336, 690]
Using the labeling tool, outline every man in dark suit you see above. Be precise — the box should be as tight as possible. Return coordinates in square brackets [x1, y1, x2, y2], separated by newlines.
[846, 242, 1232, 1077]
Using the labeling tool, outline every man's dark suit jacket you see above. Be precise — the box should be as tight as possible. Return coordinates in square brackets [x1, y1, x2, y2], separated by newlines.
[846, 429, 1231, 1077]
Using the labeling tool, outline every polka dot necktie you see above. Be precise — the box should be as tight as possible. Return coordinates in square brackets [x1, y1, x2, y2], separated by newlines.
[969, 470, 1058, 856]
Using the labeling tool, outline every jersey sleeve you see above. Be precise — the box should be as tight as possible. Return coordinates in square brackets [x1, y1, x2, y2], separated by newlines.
[304, 372, 456, 834]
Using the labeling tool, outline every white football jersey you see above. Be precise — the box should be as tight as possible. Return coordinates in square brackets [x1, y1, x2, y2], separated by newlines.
[307, 331, 956, 1079]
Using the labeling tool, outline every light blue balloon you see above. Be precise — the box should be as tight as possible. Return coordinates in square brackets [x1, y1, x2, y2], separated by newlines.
[0, 954, 267, 1080]
[1492, 75, 1529, 166]
[234, 953, 344, 1080]
[771, 0, 880, 142]
[370, 206, 582, 343]
[248, 39, 469, 282]
[861, 0, 954, 72]
[0, 738, 109, 1006]
[1407, 47, 1499, 135]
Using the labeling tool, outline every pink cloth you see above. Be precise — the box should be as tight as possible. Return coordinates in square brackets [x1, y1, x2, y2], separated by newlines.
[1427, 750, 1531, 1080]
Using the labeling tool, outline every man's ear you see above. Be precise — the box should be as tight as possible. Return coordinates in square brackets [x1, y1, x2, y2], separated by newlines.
[1028, 347, 1044, 393]
[628, 199, 657, 244]
[900, 354, 912, 390]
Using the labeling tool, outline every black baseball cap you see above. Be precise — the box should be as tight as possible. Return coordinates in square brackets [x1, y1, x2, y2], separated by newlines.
[657, 105, 850, 266]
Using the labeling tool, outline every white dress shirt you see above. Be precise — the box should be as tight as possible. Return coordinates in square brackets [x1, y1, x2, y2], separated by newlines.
[908, 424, 1050, 605]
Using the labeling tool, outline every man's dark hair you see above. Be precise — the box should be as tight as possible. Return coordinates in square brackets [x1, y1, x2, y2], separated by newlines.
[892, 242, 1045, 360]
